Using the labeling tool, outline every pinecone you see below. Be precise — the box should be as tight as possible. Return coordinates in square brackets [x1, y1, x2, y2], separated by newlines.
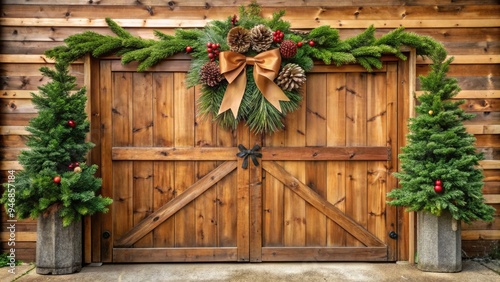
[277, 63, 306, 91]
[200, 61, 224, 87]
[279, 40, 297, 58]
[227, 26, 251, 53]
[250, 24, 273, 52]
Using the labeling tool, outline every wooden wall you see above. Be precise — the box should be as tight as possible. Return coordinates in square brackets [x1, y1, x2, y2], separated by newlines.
[1, 0, 499, 262]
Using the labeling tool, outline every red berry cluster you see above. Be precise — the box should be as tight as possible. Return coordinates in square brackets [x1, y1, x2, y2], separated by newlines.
[207, 42, 221, 61]
[67, 120, 76, 128]
[68, 162, 80, 170]
[296, 40, 315, 48]
[273, 30, 284, 43]
[231, 14, 238, 26]
[434, 179, 444, 194]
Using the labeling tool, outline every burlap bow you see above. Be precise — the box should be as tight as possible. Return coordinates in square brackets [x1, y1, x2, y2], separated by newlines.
[218, 49, 290, 118]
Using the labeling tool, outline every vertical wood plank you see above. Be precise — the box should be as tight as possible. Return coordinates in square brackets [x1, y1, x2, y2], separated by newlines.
[89, 57, 102, 263]
[98, 60, 113, 262]
[407, 49, 417, 264]
[216, 126, 237, 247]
[132, 73, 154, 248]
[152, 72, 175, 247]
[83, 54, 92, 264]
[305, 73, 327, 246]
[249, 130, 263, 261]
[174, 72, 196, 247]
[326, 73, 347, 247]
[195, 85, 218, 247]
[112, 72, 134, 249]
[398, 54, 414, 262]
[366, 71, 388, 244]
[283, 80, 307, 247]
[236, 123, 250, 261]
[262, 128, 285, 247]
[385, 62, 399, 261]
[345, 72, 367, 247]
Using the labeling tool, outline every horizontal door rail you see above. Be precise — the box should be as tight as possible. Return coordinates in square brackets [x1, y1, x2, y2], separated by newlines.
[262, 146, 391, 161]
[112, 146, 391, 161]
[113, 247, 238, 262]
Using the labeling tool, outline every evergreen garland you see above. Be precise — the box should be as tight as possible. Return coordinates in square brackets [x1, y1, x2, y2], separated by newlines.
[46, 4, 458, 133]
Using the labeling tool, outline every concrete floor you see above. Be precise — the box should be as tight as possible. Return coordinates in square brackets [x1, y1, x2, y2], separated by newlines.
[3, 260, 499, 282]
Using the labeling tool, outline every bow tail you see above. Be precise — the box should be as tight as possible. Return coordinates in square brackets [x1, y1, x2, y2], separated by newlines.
[218, 68, 247, 118]
[254, 67, 290, 113]
[263, 80, 290, 112]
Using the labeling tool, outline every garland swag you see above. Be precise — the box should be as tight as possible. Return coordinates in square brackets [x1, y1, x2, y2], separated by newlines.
[46, 4, 447, 133]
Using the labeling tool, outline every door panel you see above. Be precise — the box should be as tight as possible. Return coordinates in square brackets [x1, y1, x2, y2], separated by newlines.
[94, 59, 401, 262]
[260, 64, 398, 261]
[100, 63, 243, 262]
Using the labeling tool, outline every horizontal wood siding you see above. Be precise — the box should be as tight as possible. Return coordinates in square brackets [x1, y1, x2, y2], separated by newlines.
[1, 0, 498, 261]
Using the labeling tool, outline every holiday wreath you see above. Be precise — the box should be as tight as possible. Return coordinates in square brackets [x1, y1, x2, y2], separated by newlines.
[46, 3, 448, 133]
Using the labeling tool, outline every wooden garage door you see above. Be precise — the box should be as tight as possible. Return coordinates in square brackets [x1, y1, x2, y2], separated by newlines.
[258, 63, 399, 261]
[94, 59, 401, 262]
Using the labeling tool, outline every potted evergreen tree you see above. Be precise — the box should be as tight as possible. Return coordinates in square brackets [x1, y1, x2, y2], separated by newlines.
[387, 57, 495, 272]
[1, 62, 112, 275]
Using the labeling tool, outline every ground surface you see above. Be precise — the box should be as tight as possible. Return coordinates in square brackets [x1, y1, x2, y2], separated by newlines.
[1, 260, 499, 282]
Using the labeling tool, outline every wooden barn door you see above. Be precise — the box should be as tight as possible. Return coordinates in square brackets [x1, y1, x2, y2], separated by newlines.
[93, 58, 403, 263]
[258, 62, 400, 261]
[97, 59, 252, 263]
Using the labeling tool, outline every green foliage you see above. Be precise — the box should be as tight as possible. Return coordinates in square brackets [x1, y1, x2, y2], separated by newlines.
[0, 252, 22, 267]
[0, 63, 112, 227]
[387, 58, 495, 223]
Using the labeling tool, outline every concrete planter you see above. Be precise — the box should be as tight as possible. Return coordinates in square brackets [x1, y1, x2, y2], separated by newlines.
[36, 213, 82, 275]
[417, 210, 462, 272]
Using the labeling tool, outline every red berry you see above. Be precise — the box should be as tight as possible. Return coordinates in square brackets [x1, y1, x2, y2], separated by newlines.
[206, 42, 212, 47]
[297, 42, 303, 47]
[74, 162, 80, 167]
[53, 176, 61, 184]
[185, 46, 192, 53]
[68, 120, 76, 128]
[309, 40, 315, 47]
[207, 48, 213, 53]
[215, 43, 220, 48]
[435, 179, 442, 186]
[208, 53, 214, 59]
[68, 163, 74, 169]
[434, 185, 443, 194]
[214, 49, 220, 54]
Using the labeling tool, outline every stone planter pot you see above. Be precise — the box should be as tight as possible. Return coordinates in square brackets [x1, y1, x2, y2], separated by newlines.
[417, 210, 461, 272]
[36, 212, 82, 275]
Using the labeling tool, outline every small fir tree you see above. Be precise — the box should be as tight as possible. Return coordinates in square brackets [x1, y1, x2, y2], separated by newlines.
[1, 63, 112, 226]
[387, 58, 495, 223]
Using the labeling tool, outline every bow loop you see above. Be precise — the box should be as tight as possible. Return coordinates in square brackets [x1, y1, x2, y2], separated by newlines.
[236, 144, 262, 169]
[218, 49, 290, 118]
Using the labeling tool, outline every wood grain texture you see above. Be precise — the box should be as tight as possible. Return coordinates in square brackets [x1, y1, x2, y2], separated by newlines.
[113, 247, 238, 262]
[263, 161, 385, 247]
[262, 247, 387, 261]
[114, 161, 237, 247]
